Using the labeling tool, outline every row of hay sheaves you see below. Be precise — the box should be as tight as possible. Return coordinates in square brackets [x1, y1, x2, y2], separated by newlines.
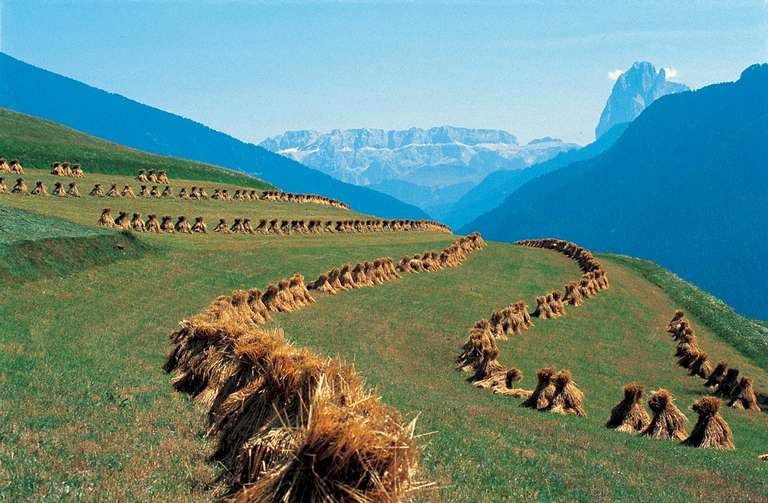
[96, 208, 450, 235]
[163, 233, 486, 501]
[0, 175, 348, 209]
[457, 238, 743, 451]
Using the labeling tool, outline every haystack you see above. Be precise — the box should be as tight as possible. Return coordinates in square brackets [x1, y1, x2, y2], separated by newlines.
[550, 291, 566, 317]
[492, 368, 532, 398]
[307, 273, 336, 294]
[158, 170, 169, 184]
[704, 362, 728, 389]
[199, 187, 209, 199]
[9, 160, 23, 174]
[66, 182, 80, 197]
[338, 264, 356, 290]
[62, 162, 72, 176]
[139, 185, 150, 197]
[150, 186, 161, 197]
[226, 394, 418, 503]
[729, 376, 761, 411]
[688, 352, 713, 379]
[11, 178, 27, 194]
[0, 177, 6, 193]
[642, 389, 688, 440]
[214, 219, 230, 233]
[114, 211, 130, 230]
[106, 184, 120, 197]
[121, 185, 135, 198]
[606, 383, 650, 433]
[246, 289, 272, 324]
[533, 296, 555, 319]
[72, 164, 84, 178]
[717, 369, 740, 398]
[131, 213, 145, 232]
[147, 170, 159, 183]
[145, 214, 161, 232]
[327, 268, 346, 292]
[97, 208, 115, 227]
[192, 217, 207, 233]
[52, 182, 66, 196]
[230, 218, 246, 234]
[89, 183, 104, 197]
[469, 335, 505, 387]
[522, 367, 558, 410]
[682, 397, 734, 449]
[563, 282, 583, 306]
[137, 170, 149, 183]
[289, 274, 315, 307]
[351, 263, 370, 287]
[0, 159, 9, 173]
[242, 219, 255, 234]
[667, 310, 686, 333]
[160, 216, 175, 233]
[161, 186, 173, 198]
[456, 320, 493, 373]
[547, 370, 586, 416]
[31, 181, 47, 195]
[175, 216, 192, 234]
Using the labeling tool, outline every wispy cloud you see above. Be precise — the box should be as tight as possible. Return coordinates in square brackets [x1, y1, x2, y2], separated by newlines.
[608, 69, 623, 81]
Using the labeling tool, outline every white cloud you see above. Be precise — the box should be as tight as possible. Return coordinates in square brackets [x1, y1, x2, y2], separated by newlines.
[663, 66, 680, 79]
[608, 69, 623, 81]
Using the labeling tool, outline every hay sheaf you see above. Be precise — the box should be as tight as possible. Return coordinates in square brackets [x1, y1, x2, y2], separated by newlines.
[642, 389, 688, 441]
[606, 383, 651, 433]
[163, 289, 424, 500]
[682, 397, 735, 449]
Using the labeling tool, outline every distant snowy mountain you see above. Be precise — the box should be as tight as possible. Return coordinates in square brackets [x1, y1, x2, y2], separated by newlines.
[596, 62, 689, 138]
[260, 126, 577, 213]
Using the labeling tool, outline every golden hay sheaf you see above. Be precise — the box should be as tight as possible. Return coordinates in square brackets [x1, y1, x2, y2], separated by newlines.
[682, 397, 735, 449]
[163, 287, 425, 500]
[606, 383, 651, 434]
[642, 389, 688, 441]
[665, 311, 761, 412]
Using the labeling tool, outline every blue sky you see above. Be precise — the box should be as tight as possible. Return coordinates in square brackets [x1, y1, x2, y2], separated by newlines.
[2, 1, 765, 144]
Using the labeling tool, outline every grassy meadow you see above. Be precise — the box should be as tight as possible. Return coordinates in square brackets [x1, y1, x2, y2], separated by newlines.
[1, 112, 767, 501]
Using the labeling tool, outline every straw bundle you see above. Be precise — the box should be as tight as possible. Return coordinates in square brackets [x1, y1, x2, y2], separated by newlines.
[606, 383, 650, 433]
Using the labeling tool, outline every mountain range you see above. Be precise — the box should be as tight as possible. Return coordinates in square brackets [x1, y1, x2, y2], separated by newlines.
[0, 52, 427, 220]
[596, 61, 689, 138]
[260, 127, 577, 215]
[463, 63, 768, 319]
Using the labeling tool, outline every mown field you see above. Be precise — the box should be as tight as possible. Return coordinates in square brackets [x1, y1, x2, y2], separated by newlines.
[1, 195, 767, 501]
[1, 110, 767, 501]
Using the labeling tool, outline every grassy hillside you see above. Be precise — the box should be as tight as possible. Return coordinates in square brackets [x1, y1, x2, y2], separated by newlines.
[0, 108, 273, 189]
[1, 113, 767, 502]
[0, 206, 148, 283]
[2, 173, 768, 501]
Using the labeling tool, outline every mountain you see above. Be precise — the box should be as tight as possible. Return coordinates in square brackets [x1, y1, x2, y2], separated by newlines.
[462, 63, 768, 319]
[438, 122, 629, 229]
[596, 62, 689, 138]
[260, 127, 577, 214]
[0, 52, 427, 219]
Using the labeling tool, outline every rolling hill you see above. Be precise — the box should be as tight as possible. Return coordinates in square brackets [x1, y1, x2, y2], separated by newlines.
[2, 109, 768, 501]
[0, 52, 428, 220]
[462, 63, 768, 320]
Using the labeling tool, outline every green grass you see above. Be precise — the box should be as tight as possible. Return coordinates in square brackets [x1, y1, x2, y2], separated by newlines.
[0, 206, 149, 283]
[607, 254, 768, 371]
[1, 177, 768, 500]
[0, 108, 273, 189]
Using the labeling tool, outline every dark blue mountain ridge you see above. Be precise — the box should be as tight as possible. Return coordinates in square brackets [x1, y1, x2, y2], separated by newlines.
[439, 122, 629, 229]
[0, 52, 428, 220]
[461, 63, 768, 319]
